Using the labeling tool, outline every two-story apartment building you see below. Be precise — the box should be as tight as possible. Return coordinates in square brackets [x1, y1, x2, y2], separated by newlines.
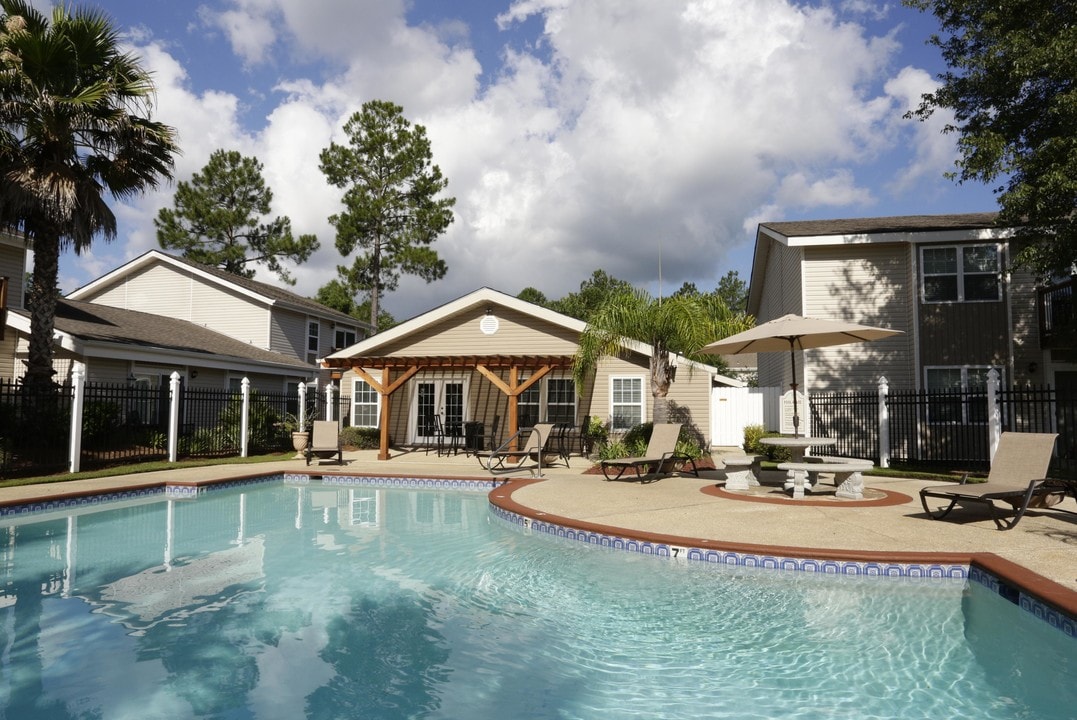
[747, 212, 1077, 396]
[3, 246, 370, 392]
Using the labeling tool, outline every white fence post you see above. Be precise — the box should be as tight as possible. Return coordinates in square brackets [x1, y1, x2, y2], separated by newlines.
[298, 381, 308, 430]
[325, 382, 335, 423]
[987, 368, 1001, 463]
[68, 362, 86, 473]
[168, 371, 181, 462]
[877, 376, 889, 468]
[240, 377, 251, 458]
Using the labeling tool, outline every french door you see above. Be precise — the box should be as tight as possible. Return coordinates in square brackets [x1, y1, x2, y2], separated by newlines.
[413, 379, 467, 443]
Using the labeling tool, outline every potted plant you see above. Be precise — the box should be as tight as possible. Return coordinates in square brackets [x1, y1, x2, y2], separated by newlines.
[279, 412, 310, 452]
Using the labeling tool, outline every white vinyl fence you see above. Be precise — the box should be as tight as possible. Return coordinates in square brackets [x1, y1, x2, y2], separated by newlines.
[711, 386, 782, 446]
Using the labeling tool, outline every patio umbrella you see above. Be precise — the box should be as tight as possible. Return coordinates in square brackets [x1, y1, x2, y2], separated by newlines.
[699, 314, 902, 436]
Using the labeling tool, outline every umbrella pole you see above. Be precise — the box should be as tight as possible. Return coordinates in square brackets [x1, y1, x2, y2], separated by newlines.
[789, 340, 800, 437]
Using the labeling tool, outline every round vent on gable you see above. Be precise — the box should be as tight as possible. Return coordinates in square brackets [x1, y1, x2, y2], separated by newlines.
[479, 308, 499, 335]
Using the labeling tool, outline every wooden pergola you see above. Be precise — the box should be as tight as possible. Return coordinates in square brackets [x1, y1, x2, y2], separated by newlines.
[323, 354, 575, 460]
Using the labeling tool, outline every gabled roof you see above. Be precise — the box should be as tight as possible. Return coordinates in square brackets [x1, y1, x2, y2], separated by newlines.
[8, 299, 312, 373]
[326, 287, 745, 386]
[66, 250, 368, 329]
[748, 211, 1010, 315]
[759, 212, 1003, 243]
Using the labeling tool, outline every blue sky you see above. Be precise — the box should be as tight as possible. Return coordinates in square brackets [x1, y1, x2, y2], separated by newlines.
[37, 0, 996, 320]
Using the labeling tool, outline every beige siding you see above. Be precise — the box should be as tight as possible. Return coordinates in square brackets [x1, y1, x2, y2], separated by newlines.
[1009, 266, 1042, 386]
[0, 244, 26, 309]
[270, 309, 308, 359]
[915, 243, 1011, 382]
[801, 243, 916, 391]
[379, 306, 581, 357]
[0, 331, 16, 379]
[85, 264, 270, 348]
[87, 358, 131, 384]
[756, 241, 803, 390]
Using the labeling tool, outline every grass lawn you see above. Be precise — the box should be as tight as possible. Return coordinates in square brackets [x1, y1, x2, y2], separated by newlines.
[0, 453, 294, 489]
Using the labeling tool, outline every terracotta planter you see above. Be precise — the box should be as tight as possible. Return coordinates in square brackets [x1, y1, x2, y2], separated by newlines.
[291, 431, 310, 452]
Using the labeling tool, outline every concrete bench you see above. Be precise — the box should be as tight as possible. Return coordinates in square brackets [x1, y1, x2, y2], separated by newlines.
[807, 455, 872, 465]
[721, 455, 758, 491]
[777, 461, 874, 500]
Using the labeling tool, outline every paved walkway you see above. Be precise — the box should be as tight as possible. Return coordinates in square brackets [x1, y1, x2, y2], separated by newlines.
[3, 448, 1076, 609]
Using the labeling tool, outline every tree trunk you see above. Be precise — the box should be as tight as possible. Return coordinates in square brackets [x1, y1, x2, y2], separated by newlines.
[369, 237, 382, 333]
[24, 233, 60, 391]
[650, 347, 672, 424]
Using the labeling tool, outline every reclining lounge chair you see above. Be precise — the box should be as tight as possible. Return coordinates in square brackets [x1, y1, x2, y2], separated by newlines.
[476, 423, 554, 478]
[919, 432, 1062, 530]
[600, 423, 698, 482]
[305, 420, 343, 466]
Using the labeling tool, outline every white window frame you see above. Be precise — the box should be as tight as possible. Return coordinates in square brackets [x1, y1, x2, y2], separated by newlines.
[545, 376, 577, 424]
[307, 320, 320, 364]
[334, 327, 356, 351]
[924, 365, 999, 425]
[351, 378, 380, 428]
[920, 243, 1002, 304]
[609, 375, 646, 432]
[517, 374, 541, 428]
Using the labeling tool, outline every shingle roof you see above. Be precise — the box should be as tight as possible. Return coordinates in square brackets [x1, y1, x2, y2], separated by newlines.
[759, 212, 1001, 238]
[18, 299, 312, 370]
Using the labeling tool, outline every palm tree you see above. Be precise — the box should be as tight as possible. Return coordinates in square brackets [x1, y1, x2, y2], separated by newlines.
[0, 0, 177, 390]
[572, 288, 753, 425]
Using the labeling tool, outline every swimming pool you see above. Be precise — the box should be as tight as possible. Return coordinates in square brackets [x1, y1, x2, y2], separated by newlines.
[1, 475, 1073, 719]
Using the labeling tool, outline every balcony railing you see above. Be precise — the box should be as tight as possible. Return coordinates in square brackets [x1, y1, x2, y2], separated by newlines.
[1038, 276, 1076, 348]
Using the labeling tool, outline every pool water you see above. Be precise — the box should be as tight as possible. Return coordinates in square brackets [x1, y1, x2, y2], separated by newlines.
[1, 479, 1073, 719]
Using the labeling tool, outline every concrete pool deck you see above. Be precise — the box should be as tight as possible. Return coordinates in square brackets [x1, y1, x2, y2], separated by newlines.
[3, 447, 1076, 614]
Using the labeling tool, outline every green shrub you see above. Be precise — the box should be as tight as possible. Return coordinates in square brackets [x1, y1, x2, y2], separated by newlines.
[601, 421, 705, 461]
[82, 401, 122, 449]
[742, 424, 766, 453]
[340, 426, 381, 449]
[742, 425, 791, 463]
[597, 439, 630, 461]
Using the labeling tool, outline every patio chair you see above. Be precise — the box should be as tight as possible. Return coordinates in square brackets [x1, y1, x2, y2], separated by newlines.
[422, 414, 448, 455]
[305, 421, 343, 466]
[919, 432, 1063, 530]
[471, 414, 500, 457]
[600, 423, 698, 482]
[476, 423, 555, 478]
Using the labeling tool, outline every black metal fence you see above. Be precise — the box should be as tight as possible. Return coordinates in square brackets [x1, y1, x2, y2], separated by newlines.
[0, 379, 304, 478]
[997, 385, 1077, 477]
[80, 381, 168, 468]
[807, 391, 877, 459]
[808, 384, 1077, 477]
[0, 379, 73, 477]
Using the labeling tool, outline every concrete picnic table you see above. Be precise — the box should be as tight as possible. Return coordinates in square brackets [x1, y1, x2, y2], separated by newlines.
[759, 436, 837, 494]
[777, 459, 875, 500]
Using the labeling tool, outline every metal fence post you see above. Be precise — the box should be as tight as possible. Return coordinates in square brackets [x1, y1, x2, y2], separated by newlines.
[877, 375, 889, 468]
[68, 362, 86, 473]
[987, 368, 1001, 462]
[325, 382, 335, 423]
[240, 377, 250, 458]
[168, 371, 181, 462]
